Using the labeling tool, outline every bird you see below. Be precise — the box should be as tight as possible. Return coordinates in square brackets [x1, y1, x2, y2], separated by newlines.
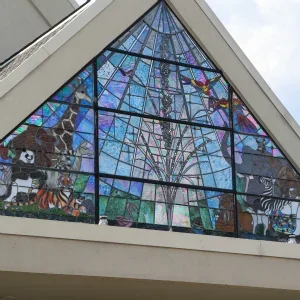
[119, 68, 134, 77]
[232, 97, 257, 133]
[209, 97, 257, 134]
[180, 74, 221, 96]
[116, 203, 138, 227]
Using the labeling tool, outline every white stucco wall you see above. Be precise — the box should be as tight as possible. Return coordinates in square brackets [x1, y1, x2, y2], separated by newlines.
[1, 216, 300, 293]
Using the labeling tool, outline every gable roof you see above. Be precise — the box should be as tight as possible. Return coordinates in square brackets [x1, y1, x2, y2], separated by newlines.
[0, 0, 300, 172]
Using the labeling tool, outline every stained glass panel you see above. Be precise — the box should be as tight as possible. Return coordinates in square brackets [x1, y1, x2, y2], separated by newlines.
[237, 194, 300, 242]
[99, 177, 234, 233]
[0, 67, 95, 222]
[0, 101, 95, 173]
[0, 164, 95, 222]
[232, 93, 266, 136]
[234, 133, 300, 199]
[110, 2, 216, 69]
[99, 111, 232, 189]
[97, 51, 228, 128]
[1, 0, 300, 242]
[51, 65, 93, 106]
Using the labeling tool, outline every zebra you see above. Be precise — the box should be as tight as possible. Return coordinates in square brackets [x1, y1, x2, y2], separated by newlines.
[250, 176, 300, 236]
[257, 176, 290, 213]
[239, 174, 300, 236]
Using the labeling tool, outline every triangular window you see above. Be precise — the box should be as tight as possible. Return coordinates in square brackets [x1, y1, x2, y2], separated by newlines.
[1, 1, 299, 242]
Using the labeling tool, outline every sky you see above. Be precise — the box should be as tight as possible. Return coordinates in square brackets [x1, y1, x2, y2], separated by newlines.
[205, 0, 300, 124]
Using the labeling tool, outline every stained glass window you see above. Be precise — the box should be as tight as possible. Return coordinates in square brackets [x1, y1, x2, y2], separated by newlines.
[0, 68, 95, 223]
[1, 1, 300, 242]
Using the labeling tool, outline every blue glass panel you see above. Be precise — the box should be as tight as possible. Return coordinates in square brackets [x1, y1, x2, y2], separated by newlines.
[232, 93, 267, 136]
[52, 66, 93, 106]
[97, 52, 229, 128]
[111, 2, 216, 69]
[98, 111, 232, 189]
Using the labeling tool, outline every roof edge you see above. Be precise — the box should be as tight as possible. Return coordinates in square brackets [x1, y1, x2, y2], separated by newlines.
[0, 0, 91, 68]
[0, 0, 113, 97]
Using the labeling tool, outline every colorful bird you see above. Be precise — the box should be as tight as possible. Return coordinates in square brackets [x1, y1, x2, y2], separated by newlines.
[232, 98, 257, 133]
[119, 68, 134, 77]
[209, 97, 257, 134]
[180, 75, 221, 96]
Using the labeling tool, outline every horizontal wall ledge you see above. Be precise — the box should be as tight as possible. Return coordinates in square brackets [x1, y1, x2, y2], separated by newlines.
[1, 217, 300, 291]
[0, 216, 300, 259]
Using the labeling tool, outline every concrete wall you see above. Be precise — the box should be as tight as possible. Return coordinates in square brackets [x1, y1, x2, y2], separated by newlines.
[0, 0, 79, 62]
[1, 216, 300, 299]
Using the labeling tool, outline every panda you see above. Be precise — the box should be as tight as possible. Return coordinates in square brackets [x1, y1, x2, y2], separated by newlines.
[4, 148, 46, 207]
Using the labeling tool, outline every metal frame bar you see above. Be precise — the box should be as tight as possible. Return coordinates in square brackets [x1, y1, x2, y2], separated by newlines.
[93, 58, 100, 225]
[106, 47, 222, 74]
[228, 86, 239, 237]
[98, 173, 232, 194]
[99, 106, 230, 132]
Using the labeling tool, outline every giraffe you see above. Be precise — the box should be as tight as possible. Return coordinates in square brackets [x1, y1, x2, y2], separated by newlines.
[49, 77, 92, 170]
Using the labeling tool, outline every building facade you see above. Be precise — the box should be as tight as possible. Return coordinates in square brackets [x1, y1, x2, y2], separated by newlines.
[0, 0, 300, 299]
